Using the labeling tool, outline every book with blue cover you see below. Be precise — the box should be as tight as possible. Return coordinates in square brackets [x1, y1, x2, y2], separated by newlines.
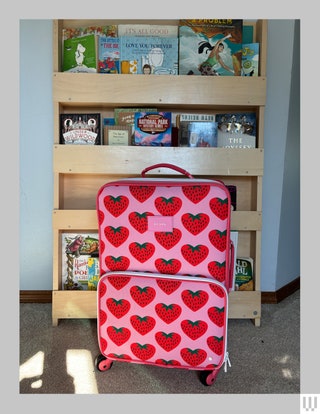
[98, 36, 120, 73]
[134, 112, 172, 146]
[179, 19, 243, 76]
[120, 36, 178, 75]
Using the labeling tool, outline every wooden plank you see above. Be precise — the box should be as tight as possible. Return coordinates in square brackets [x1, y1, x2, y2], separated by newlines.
[53, 73, 266, 107]
[53, 146, 264, 176]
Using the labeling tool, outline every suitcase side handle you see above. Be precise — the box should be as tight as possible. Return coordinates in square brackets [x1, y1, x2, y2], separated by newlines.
[141, 163, 194, 179]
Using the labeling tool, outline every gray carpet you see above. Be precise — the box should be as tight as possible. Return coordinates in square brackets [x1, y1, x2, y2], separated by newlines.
[19, 290, 300, 395]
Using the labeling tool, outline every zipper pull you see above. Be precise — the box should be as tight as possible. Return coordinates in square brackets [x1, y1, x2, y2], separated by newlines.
[223, 352, 231, 372]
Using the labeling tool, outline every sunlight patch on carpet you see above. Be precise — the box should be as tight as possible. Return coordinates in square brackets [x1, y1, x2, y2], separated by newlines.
[66, 349, 98, 394]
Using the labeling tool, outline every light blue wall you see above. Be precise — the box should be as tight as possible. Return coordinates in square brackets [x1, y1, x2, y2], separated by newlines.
[19, 19, 300, 292]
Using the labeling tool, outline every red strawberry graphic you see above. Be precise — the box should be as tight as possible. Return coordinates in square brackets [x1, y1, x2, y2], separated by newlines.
[130, 285, 156, 307]
[155, 331, 181, 351]
[106, 298, 130, 319]
[107, 326, 131, 346]
[209, 230, 227, 252]
[108, 275, 131, 290]
[129, 242, 155, 263]
[207, 261, 226, 282]
[104, 195, 129, 217]
[100, 239, 105, 255]
[129, 185, 156, 202]
[155, 258, 182, 274]
[180, 348, 207, 366]
[181, 244, 209, 266]
[156, 279, 182, 295]
[155, 303, 182, 324]
[155, 196, 182, 216]
[155, 359, 181, 366]
[109, 353, 132, 361]
[99, 309, 107, 326]
[129, 211, 154, 233]
[209, 283, 225, 298]
[97, 209, 105, 225]
[104, 226, 129, 247]
[181, 213, 209, 235]
[99, 281, 107, 297]
[207, 336, 224, 356]
[154, 228, 182, 249]
[181, 289, 209, 311]
[105, 256, 130, 271]
[181, 319, 208, 340]
[208, 306, 225, 327]
[210, 197, 229, 220]
[100, 337, 107, 353]
[182, 185, 210, 203]
[131, 343, 156, 361]
[130, 315, 156, 335]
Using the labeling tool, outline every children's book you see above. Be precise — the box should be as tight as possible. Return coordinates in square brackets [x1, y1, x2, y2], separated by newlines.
[235, 257, 254, 291]
[118, 24, 178, 38]
[62, 25, 117, 40]
[98, 36, 120, 73]
[63, 33, 97, 73]
[176, 113, 216, 146]
[215, 112, 256, 148]
[178, 19, 243, 76]
[120, 36, 178, 74]
[134, 112, 172, 146]
[60, 113, 101, 145]
[187, 121, 218, 147]
[241, 43, 259, 76]
[61, 233, 100, 290]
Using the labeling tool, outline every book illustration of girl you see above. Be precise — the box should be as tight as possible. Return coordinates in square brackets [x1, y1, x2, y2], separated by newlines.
[197, 34, 239, 76]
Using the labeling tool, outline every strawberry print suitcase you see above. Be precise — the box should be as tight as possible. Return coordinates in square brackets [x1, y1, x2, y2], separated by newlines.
[96, 271, 230, 386]
[95, 163, 233, 385]
[96, 163, 233, 289]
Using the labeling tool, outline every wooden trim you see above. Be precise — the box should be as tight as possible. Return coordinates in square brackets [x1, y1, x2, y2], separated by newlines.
[20, 290, 52, 303]
[261, 277, 300, 304]
[20, 277, 300, 304]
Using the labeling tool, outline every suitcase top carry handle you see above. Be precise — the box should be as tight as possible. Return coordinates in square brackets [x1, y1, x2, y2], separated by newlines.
[141, 163, 194, 179]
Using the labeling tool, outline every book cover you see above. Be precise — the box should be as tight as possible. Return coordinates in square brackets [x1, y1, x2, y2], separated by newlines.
[104, 125, 131, 145]
[235, 257, 254, 291]
[230, 231, 239, 291]
[60, 113, 101, 145]
[241, 42, 259, 76]
[120, 36, 178, 75]
[216, 112, 256, 148]
[118, 24, 178, 38]
[61, 233, 100, 290]
[226, 185, 237, 211]
[176, 113, 216, 146]
[134, 112, 172, 146]
[187, 121, 218, 147]
[62, 25, 117, 40]
[63, 33, 97, 73]
[178, 19, 243, 76]
[114, 107, 157, 126]
[98, 36, 120, 73]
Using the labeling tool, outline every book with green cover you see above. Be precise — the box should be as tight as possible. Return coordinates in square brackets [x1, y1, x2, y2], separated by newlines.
[63, 33, 97, 73]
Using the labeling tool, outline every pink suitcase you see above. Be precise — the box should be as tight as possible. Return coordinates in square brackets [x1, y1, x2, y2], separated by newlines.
[95, 163, 233, 385]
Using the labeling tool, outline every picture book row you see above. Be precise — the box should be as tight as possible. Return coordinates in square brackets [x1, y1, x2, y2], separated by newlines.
[62, 20, 259, 76]
[61, 232, 254, 292]
[60, 110, 257, 148]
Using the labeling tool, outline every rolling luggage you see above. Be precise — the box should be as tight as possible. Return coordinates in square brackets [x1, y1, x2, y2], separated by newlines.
[95, 163, 233, 385]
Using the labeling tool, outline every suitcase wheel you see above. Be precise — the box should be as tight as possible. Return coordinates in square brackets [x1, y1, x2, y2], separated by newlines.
[95, 354, 113, 372]
[199, 370, 218, 386]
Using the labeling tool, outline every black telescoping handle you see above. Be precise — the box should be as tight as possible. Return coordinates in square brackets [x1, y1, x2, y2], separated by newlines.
[141, 163, 194, 179]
